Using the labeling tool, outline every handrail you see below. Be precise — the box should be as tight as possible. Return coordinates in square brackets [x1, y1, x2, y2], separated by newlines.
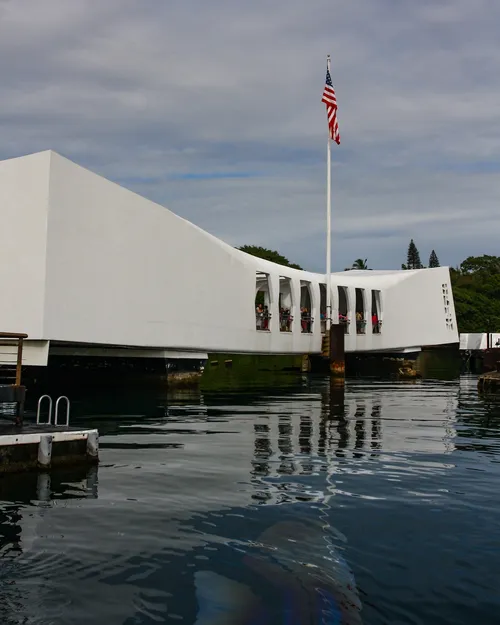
[36, 395, 71, 426]
[55, 396, 71, 426]
[0, 332, 28, 339]
[256, 311, 272, 331]
[280, 311, 293, 332]
[300, 314, 314, 333]
[37, 395, 53, 425]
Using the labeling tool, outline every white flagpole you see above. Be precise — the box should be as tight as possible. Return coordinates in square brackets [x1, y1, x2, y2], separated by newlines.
[325, 54, 332, 332]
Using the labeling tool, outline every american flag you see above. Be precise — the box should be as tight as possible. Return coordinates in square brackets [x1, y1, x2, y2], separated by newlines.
[321, 66, 340, 145]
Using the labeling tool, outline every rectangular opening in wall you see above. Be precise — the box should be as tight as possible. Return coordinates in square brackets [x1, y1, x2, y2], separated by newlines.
[300, 281, 313, 333]
[371, 290, 382, 333]
[319, 284, 326, 333]
[355, 288, 366, 334]
[255, 272, 271, 331]
[338, 286, 350, 334]
[279, 276, 293, 332]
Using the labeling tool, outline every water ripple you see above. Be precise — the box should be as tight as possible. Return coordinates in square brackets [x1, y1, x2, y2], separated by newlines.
[0, 377, 499, 624]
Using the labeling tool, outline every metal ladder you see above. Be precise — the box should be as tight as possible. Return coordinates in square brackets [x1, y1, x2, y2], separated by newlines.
[36, 395, 71, 426]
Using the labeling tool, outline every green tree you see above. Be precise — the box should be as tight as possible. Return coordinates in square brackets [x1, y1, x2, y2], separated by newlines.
[428, 250, 440, 268]
[451, 255, 500, 332]
[406, 239, 423, 269]
[346, 258, 369, 270]
[237, 245, 303, 270]
[459, 254, 500, 275]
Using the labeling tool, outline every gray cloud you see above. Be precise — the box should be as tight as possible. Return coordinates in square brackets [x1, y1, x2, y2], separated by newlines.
[0, 0, 498, 270]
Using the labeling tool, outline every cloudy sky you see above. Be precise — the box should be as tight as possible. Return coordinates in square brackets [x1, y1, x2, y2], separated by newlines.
[0, 0, 498, 272]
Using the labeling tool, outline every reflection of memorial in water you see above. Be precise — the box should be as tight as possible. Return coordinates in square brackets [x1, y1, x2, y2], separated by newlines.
[250, 384, 349, 504]
[277, 415, 295, 475]
[250, 381, 459, 504]
[371, 402, 382, 452]
[354, 401, 366, 458]
[251, 395, 320, 504]
[253, 422, 272, 479]
[299, 413, 313, 474]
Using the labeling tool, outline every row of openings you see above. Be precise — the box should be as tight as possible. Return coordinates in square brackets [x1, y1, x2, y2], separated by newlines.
[255, 273, 382, 334]
[442, 283, 454, 331]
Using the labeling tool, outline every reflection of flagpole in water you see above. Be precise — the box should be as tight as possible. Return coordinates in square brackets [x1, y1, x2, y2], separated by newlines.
[319, 380, 347, 551]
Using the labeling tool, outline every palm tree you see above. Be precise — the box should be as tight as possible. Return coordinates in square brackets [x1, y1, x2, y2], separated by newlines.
[349, 258, 369, 270]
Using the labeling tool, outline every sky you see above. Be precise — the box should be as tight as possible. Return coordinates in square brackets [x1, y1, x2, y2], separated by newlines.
[0, 0, 498, 273]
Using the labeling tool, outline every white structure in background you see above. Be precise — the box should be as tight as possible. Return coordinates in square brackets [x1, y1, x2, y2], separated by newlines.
[0, 151, 458, 366]
[460, 333, 500, 350]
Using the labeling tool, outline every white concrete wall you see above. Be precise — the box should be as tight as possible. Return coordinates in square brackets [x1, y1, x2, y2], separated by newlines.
[371, 267, 458, 350]
[0, 151, 459, 357]
[326, 268, 458, 352]
[43, 153, 323, 354]
[460, 333, 500, 350]
[0, 152, 50, 336]
[44, 153, 253, 352]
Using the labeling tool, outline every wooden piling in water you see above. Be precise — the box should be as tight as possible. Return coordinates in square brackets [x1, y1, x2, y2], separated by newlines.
[329, 324, 345, 379]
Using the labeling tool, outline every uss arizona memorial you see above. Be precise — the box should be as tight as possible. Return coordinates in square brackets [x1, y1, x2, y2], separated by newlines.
[0, 150, 458, 367]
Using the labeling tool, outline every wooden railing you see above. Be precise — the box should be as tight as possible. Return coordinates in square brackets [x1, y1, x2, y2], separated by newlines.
[0, 332, 28, 386]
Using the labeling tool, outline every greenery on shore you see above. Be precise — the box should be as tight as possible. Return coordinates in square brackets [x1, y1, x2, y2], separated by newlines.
[450, 255, 500, 333]
[237, 245, 303, 270]
[238, 242, 500, 333]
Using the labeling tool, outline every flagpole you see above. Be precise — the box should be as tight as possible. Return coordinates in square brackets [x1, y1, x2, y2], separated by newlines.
[325, 54, 332, 331]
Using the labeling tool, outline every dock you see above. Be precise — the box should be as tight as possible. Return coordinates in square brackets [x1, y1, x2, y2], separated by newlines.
[0, 332, 99, 474]
[478, 361, 500, 392]
[0, 423, 98, 473]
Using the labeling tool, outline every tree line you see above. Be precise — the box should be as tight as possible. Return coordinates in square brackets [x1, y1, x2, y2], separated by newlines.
[237, 242, 499, 333]
[402, 239, 440, 270]
[345, 241, 440, 271]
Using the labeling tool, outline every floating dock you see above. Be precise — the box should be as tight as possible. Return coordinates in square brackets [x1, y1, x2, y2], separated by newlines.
[0, 423, 99, 473]
[0, 331, 99, 474]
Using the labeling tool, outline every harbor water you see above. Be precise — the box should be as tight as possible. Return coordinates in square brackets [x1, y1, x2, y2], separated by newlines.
[0, 375, 499, 624]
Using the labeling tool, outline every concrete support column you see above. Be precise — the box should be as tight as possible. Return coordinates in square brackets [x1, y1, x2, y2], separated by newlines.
[268, 273, 280, 334]
[38, 434, 53, 468]
[290, 277, 301, 335]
